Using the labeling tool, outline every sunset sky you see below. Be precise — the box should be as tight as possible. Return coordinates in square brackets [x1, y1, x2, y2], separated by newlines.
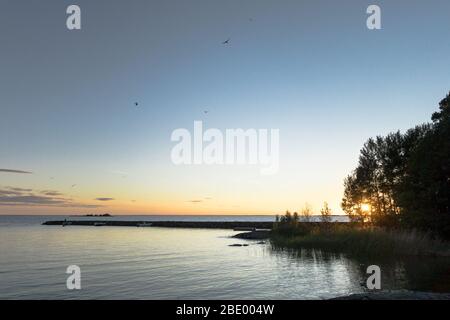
[1, 0, 450, 215]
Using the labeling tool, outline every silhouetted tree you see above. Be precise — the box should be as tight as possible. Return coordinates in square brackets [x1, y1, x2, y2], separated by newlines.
[293, 211, 299, 224]
[342, 92, 450, 239]
[320, 202, 332, 224]
[301, 203, 312, 222]
[397, 93, 450, 238]
[274, 210, 310, 237]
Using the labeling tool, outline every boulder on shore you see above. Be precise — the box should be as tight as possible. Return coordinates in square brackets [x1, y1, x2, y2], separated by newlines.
[331, 290, 450, 300]
[232, 230, 271, 240]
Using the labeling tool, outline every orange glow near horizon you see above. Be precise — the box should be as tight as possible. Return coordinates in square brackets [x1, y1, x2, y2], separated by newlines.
[0, 167, 347, 215]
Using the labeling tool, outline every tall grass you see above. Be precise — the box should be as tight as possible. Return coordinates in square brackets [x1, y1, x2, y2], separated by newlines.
[271, 224, 448, 257]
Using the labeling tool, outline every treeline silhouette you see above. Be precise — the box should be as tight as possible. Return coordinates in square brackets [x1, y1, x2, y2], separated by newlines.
[342, 92, 450, 239]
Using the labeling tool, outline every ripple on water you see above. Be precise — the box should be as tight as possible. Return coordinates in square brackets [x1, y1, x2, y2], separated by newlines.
[1, 219, 449, 299]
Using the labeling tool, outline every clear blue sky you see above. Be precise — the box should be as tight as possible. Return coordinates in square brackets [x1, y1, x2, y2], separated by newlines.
[1, 0, 449, 214]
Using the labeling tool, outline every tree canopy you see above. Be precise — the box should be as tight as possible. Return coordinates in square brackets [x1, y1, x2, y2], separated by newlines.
[342, 92, 450, 239]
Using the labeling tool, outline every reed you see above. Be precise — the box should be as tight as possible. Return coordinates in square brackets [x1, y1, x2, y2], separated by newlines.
[271, 224, 448, 257]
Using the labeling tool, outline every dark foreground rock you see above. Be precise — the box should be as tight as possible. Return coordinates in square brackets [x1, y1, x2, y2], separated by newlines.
[232, 230, 271, 240]
[331, 290, 450, 300]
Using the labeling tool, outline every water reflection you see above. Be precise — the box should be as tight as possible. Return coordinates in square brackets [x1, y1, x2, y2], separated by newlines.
[1, 219, 449, 299]
[269, 245, 450, 293]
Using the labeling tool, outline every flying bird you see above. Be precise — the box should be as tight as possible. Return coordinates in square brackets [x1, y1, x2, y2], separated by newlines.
[222, 38, 230, 45]
[204, 110, 209, 114]
[71, 184, 77, 188]
[134, 102, 139, 107]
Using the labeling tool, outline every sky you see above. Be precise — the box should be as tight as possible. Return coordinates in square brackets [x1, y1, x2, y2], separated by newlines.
[1, 0, 450, 215]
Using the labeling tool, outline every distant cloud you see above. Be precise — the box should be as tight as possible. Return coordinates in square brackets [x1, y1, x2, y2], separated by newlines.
[187, 197, 212, 203]
[1, 195, 67, 206]
[110, 170, 128, 176]
[9, 187, 33, 192]
[0, 169, 32, 174]
[0, 186, 100, 208]
[0, 187, 34, 197]
[95, 197, 115, 201]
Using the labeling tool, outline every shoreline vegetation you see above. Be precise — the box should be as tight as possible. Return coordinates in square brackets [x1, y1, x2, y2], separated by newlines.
[270, 214, 450, 257]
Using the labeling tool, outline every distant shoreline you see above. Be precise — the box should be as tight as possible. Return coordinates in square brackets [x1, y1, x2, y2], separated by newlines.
[42, 220, 351, 230]
[42, 220, 275, 229]
[69, 214, 113, 217]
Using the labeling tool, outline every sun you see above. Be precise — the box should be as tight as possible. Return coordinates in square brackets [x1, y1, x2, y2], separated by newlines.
[361, 203, 371, 212]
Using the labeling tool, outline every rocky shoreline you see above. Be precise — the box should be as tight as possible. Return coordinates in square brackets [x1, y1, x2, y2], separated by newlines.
[331, 290, 450, 300]
[232, 230, 272, 239]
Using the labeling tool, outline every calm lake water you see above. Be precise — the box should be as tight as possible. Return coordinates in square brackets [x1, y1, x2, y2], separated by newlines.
[0, 215, 449, 299]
